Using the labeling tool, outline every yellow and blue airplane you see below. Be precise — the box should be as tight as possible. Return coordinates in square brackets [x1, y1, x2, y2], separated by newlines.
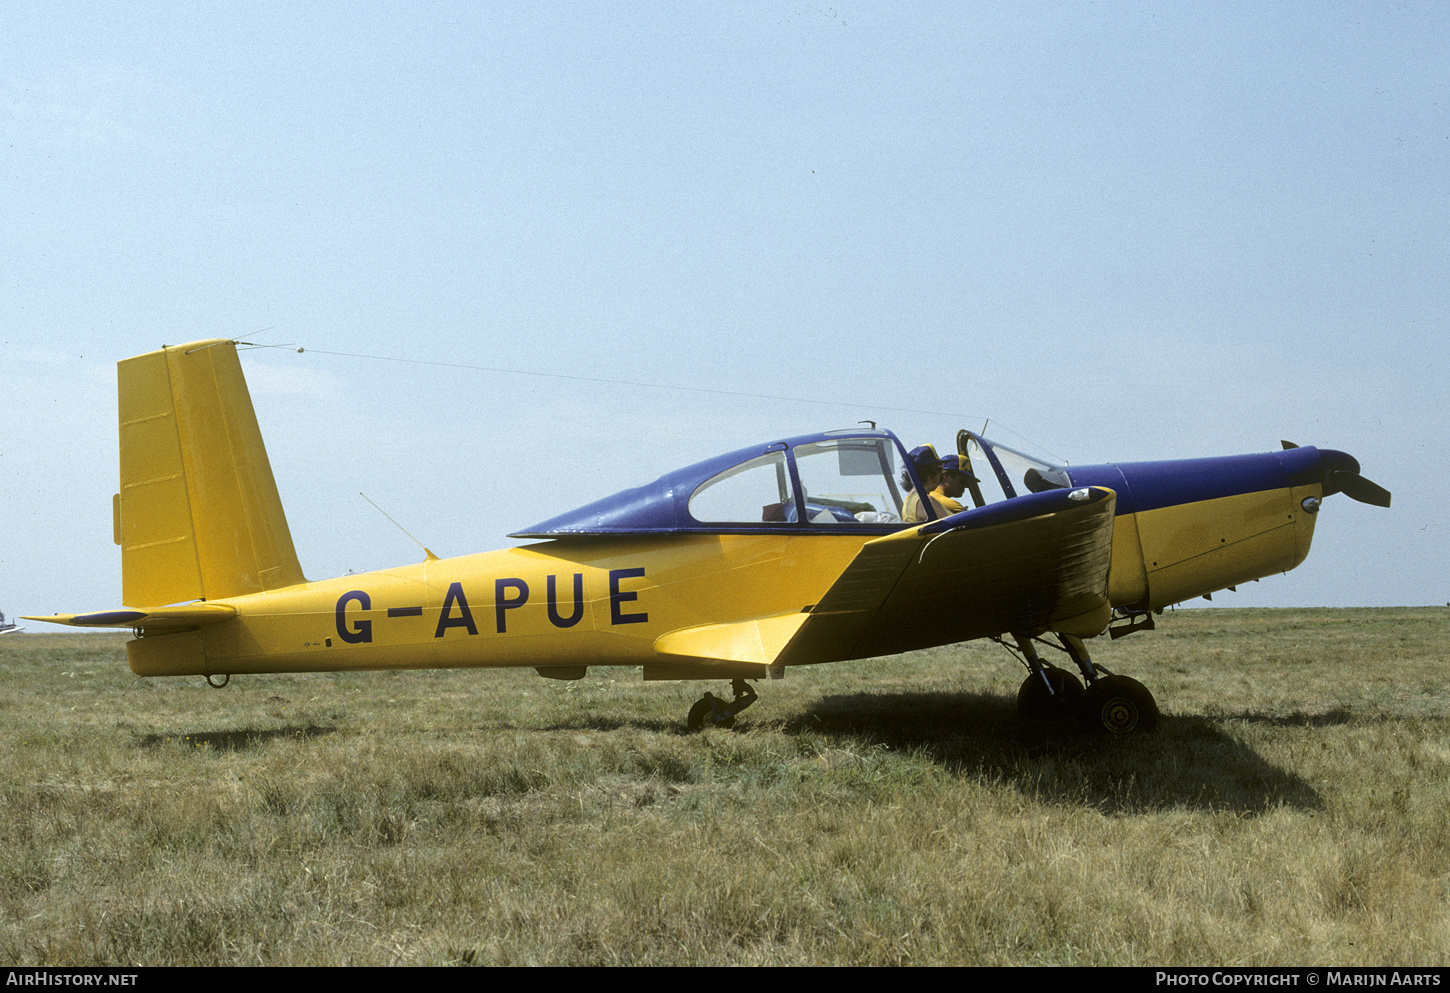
[29, 339, 1391, 733]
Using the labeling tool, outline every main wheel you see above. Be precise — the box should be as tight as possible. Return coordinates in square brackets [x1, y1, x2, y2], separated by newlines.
[687, 697, 735, 731]
[1079, 675, 1158, 734]
[1017, 666, 1085, 719]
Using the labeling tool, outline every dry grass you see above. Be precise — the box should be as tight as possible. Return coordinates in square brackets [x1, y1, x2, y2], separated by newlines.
[2, 607, 1447, 965]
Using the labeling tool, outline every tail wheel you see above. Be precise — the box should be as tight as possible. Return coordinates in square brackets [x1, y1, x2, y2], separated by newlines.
[1079, 675, 1158, 734]
[687, 696, 735, 731]
[1016, 666, 1085, 719]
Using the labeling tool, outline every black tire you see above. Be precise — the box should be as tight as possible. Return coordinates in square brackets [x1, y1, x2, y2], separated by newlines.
[1079, 675, 1158, 734]
[687, 697, 734, 731]
[1016, 666, 1085, 719]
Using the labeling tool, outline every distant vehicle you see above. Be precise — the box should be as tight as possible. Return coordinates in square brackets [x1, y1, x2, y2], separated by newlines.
[0, 611, 20, 635]
[30, 340, 1390, 733]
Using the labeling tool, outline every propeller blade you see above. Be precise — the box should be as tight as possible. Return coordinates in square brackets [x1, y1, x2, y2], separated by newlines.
[1324, 470, 1392, 508]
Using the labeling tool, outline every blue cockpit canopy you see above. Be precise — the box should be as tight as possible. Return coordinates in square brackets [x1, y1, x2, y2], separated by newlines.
[511, 428, 923, 537]
[513, 424, 1375, 540]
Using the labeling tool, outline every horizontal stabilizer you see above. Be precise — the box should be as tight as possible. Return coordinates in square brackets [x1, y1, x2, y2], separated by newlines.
[25, 602, 237, 632]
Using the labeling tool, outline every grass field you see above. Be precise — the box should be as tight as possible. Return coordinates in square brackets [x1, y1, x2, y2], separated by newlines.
[2, 607, 1447, 966]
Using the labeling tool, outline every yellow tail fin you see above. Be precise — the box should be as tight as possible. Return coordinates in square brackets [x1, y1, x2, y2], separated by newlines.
[117, 339, 305, 606]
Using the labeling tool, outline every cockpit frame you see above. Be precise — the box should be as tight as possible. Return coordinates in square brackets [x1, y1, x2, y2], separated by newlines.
[513, 428, 938, 537]
[957, 430, 1072, 506]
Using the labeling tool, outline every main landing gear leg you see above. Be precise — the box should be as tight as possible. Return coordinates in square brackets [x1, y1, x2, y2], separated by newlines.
[1013, 632, 1084, 720]
[687, 678, 758, 731]
[1059, 633, 1159, 734]
[1058, 633, 1099, 683]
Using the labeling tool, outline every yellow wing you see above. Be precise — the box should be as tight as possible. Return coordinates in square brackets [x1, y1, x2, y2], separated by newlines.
[777, 486, 1117, 665]
[647, 487, 1117, 671]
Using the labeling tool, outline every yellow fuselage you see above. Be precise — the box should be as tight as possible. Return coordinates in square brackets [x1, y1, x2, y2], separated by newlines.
[128, 533, 865, 679]
[129, 475, 1321, 680]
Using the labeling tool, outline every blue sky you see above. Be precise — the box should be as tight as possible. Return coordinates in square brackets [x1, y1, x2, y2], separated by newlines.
[4, 1, 1445, 620]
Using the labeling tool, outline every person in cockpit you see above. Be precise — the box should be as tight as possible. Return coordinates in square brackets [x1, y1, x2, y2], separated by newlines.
[931, 454, 977, 516]
[901, 445, 952, 523]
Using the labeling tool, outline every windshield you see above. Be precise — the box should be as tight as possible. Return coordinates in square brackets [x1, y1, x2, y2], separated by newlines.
[959, 430, 1070, 505]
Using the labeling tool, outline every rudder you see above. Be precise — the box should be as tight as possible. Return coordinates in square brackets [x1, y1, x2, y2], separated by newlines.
[117, 339, 305, 606]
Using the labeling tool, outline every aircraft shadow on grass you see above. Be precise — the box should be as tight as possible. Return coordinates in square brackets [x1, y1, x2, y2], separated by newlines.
[136, 724, 336, 751]
[538, 715, 689, 734]
[785, 690, 1327, 816]
[123, 702, 1333, 818]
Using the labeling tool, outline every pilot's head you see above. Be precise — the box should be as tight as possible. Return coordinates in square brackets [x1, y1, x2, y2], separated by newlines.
[937, 455, 976, 497]
[905, 445, 942, 491]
